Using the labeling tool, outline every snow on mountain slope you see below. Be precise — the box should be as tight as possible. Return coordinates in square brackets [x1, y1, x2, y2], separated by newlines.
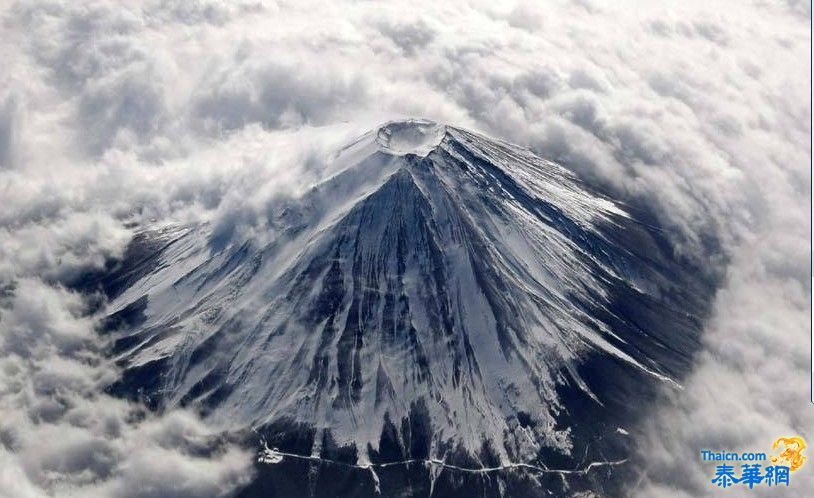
[99, 120, 709, 484]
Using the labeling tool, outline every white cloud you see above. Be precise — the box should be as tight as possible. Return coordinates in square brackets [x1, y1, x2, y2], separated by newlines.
[0, 278, 253, 498]
[0, 0, 809, 496]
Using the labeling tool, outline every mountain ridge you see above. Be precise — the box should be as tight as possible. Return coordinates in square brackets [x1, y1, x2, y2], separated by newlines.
[98, 119, 711, 496]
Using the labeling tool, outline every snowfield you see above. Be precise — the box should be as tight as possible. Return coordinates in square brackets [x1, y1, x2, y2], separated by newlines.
[101, 120, 711, 496]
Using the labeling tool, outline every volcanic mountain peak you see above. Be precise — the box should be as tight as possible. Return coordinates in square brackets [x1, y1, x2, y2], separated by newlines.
[101, 122, 709, 485]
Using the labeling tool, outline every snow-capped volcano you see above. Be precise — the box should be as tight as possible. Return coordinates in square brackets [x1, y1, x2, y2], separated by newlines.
[100, 119, 709, 496]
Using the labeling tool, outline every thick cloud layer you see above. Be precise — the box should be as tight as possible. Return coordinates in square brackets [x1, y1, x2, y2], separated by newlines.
[0, 1, 810, 497]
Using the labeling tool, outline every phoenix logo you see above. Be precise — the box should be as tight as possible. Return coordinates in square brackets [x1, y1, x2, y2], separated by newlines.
[771, 436, 806, 472]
